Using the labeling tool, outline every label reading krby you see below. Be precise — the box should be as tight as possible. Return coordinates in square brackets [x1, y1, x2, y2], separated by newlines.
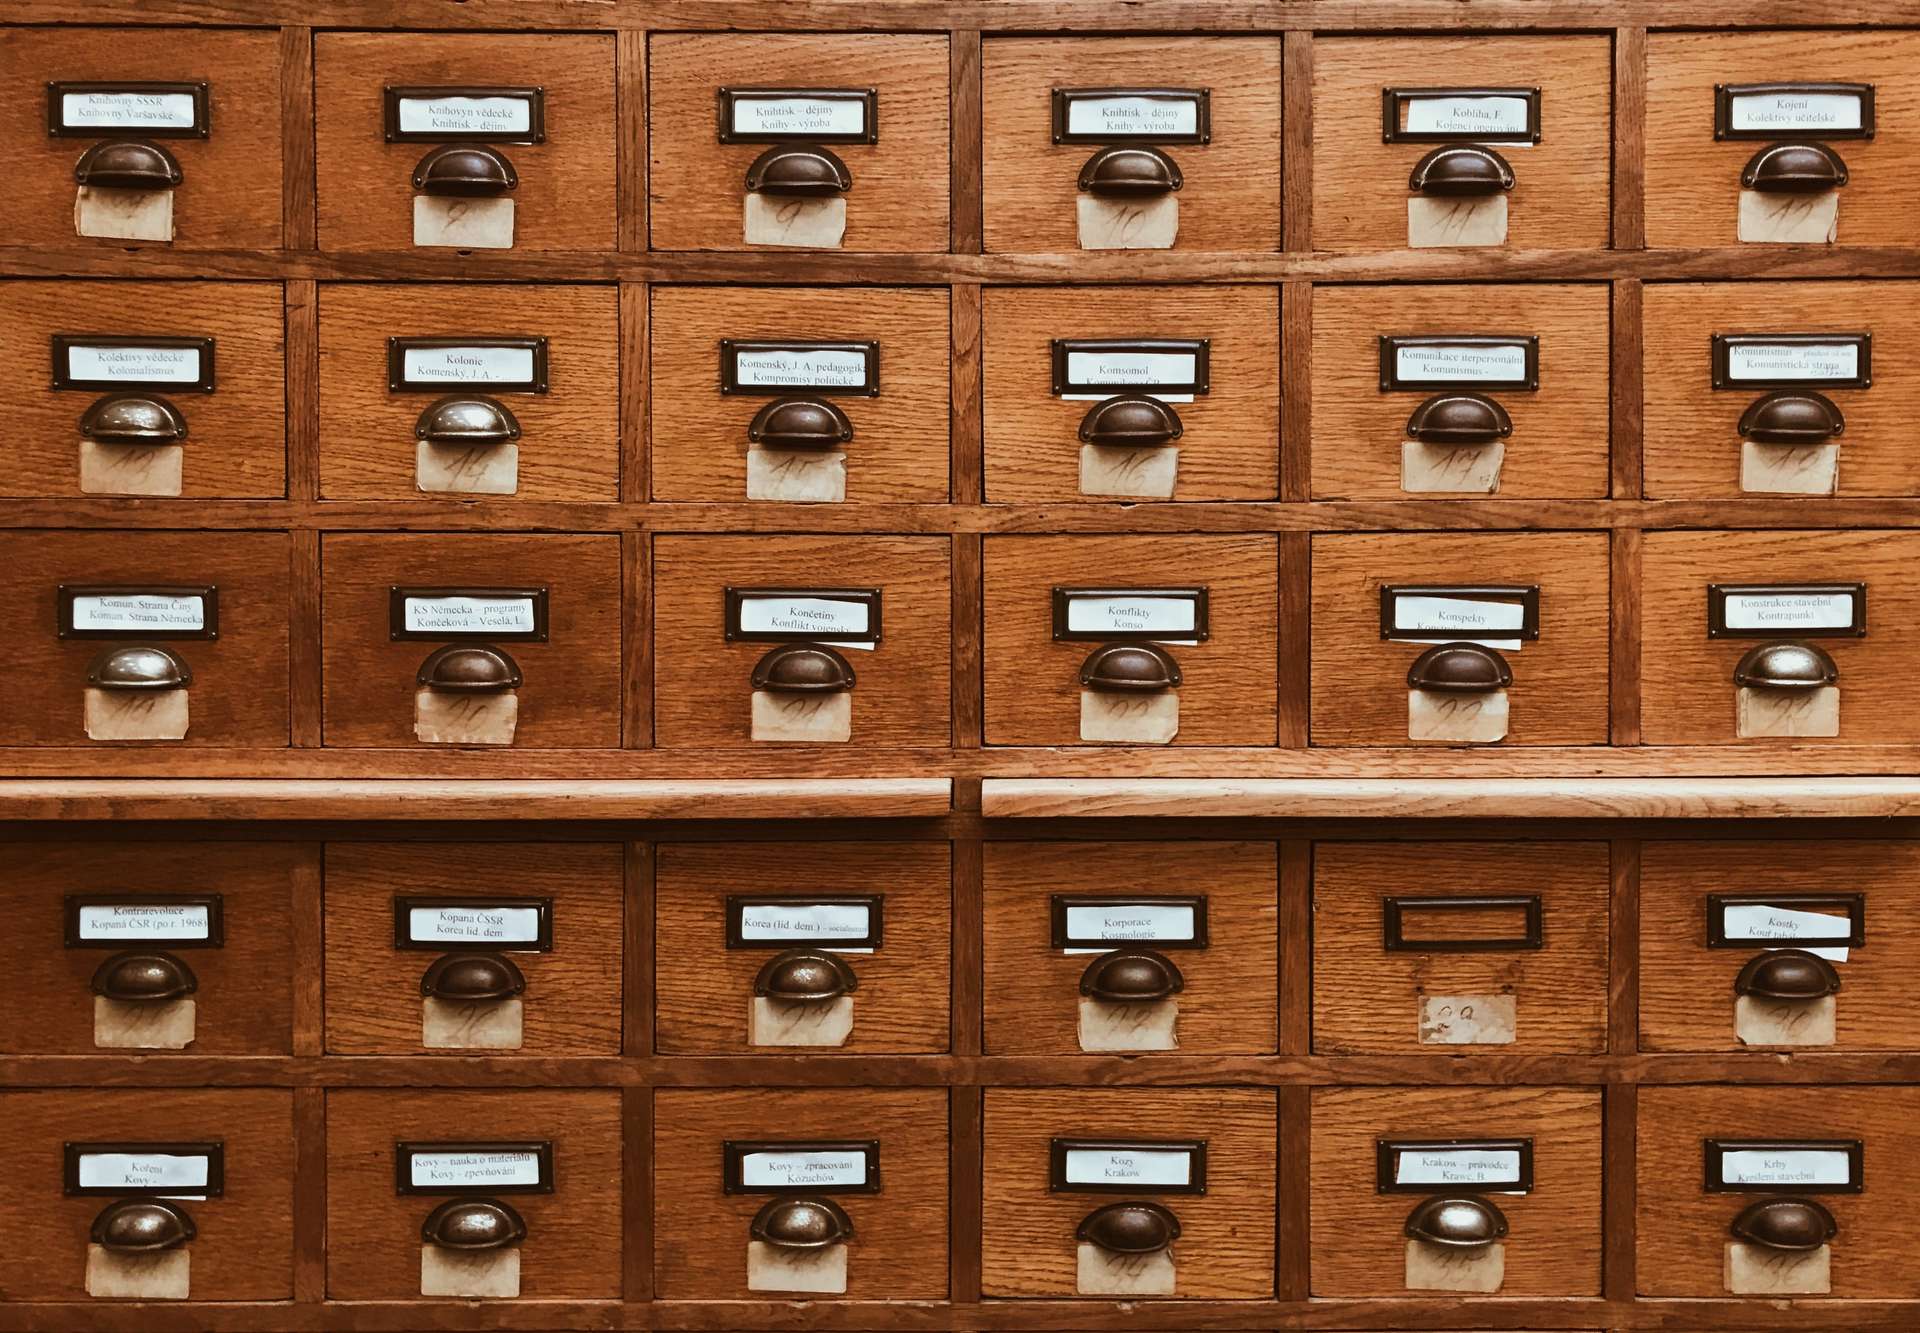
[1720, 1148, 1852, 1189]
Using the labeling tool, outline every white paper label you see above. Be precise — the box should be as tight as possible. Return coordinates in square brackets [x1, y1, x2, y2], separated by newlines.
[1721, 591, 1855, 633]
[1064, 350, 1197, 391]
[1394, 342, 1530, 385]
[1064, 595, 1197, 638]
[408, 1149, 542, 1190]
[1725, 342, 1860, 383]
[1394, 1147, 1524, 1188]
[1722, 902, 1852, 962]
[739, 902, 872, 942]
[1066, 95, 1201, 139]
[61, 90, 198, 131]
[731, 95, 868, 139]
[733, 348, 870, 390]
[408, 904, 541, 945]
[70, 593, 205, 634]
[77, 904, 211, 942]
[1063, 903, 1196, 943]
[739, 1149, 868, 1189]
[398, 95, 533, 138]
[67, 344, 202, 385]
[1730, 90, 1864, 135]
[1063, 1146, 1192, 1188]
[737, 595, 873, 648]
[1391, 595, 1527, 639]
[1403, 95, 1532, 138]
[78, 1152, 209, 1192]
[403, 595, 537, 637]
[401, 345, 535, 387]
[1720, 1148, 1852, 1188]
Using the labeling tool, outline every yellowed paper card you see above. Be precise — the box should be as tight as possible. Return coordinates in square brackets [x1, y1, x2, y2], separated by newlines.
[1735, 994, 1836, 1048]
[750, 995, 854, 1047]
[1406, 1239, 1503, 1293]
[743, 194, 846, 248]
[413, 195, 515, 249]
[95, 996, 195, 1050]
[1737, 686, 1839, 739]
[422, 996, 524, 1050]
[1738, 189, 1839, 244]
[416, 441, 519, 495]
[1080, 689, 1179, 745]
[750, 690, 853, 743]
[1402, 441, 1504, 494]
[414, 690, 519, 746]
[1079, 444, 1179, 498]
[1078, 996, 1178, 1052]
[1740, 441, 1838, 495]
[1407, 195, 1507, 248]
[1409, 688, 1508, 743]
[85, 689, 189, 742]
[1418, 994, 1516, 1046]
[76, 187, 174, 242]
[748, 1240, 848, 1294]
[746, 448, 847, 503]
[86, 1246, 189, 1300]
[80, 441, 184, 497]
[1726, 1241, 1830, 1295]
[1076, 194, 1178, 250]
[421, 1245, 519, 1298]
[1076, 1243, 1176, 1296]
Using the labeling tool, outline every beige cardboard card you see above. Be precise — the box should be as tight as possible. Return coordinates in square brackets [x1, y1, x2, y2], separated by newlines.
[421, 1245, 519, 1298]
[746, 448, 847, 503]
[1741, 441, 1839, 495]
[748, 1240, 848, 1294]
[1076, 1243, 1176, 1296]
[85, 689, 189, 742]
[1726, 1240, 1830, 1295]
[1738, 189, 1839, 244]
[1077, 996, 1178, 1052]
[1076, 193, 1178, 250]
[413, 195, 515, 249]
[1418, 993, 1516, 1046]
[750, 995, 854, 1047]
[1407, 195, 1507, 248]
[1405, 1239, 1504, 1292]
[422, 996, 525, 1050]
[751, 690, 853, 743]
[1402, 441, 1504, 494]
[1737, 686, 1839, 739]
[414, 690, 519, 746]
[1735, 994, 1836, 1047]
[1079, 444, 1179, 498]
[744, 194, 847, 248]
[416, 441, 519, 496]
[86, 1246, 190, 1300]
[95, 996, 196, 1050]
[76, 187, 174, 242]
[1409, 689, 1508, 743]
[1079, 690, 1179, 745]
[80, 441, 185, 497]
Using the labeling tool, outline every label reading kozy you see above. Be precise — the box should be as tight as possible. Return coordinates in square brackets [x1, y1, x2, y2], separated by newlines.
[1062, 1145, 1193, 1188]
[1394, 1146, 1525, 1189]
[70, 592, 206, 634]
[409, 904, 542, 946]
[77, 904, 211, 941]
[739, 1149, 868, 1189]
[409, 1149, 543, 1190]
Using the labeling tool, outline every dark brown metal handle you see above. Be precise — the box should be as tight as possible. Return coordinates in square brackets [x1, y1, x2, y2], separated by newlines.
[751, 644, 856, 694]
[1739, 390, 1844, 445]
[745, 145, 851, 196]
[1731, 1197, 1838, 1252]
[74, 139, 181, 191]
[80, 394, 188, 446]
[1078, 394, 1182, 447]
[1076, 1200, 1180, 1254]
[748, 397, 854, 451]
[750, 1196, 853, 1249]
[91, 1199, 195, 1253]
[416, 644, 523, 693]
[1409, 145, 1514, 197]
[1078, 145, 1182, 197]
[1079, 947, 1185, 1003]
[91, 950, 197, 1003]
[415, 396, 522, 447]
[1406, 642, 1512, 693]
[1735, 948, 1842, 1000]
[1405, 392, 1512, 446]
[412, 144, 518, 197]
[1742, 142, 1849, 193]
[1404, 1194, 1509, 1248]
[420, 952, 526, 1002]
[86, 645, 192, 691]
[753, 947, 858, 1003]
[1079, 642, 1181, 693]
[1732, 641, 1838, 691]
[421, 1198, 527, 1250]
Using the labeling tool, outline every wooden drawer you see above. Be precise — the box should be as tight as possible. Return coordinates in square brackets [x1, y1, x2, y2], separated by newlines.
[317, 283, 620, 502]
[0, 842, 306, 1057]
[653, 1088, 948, 1299]
[1309, 532, 1612, 747]
[326, 1089, 622, 1299]
[1309, 284, 1611, 500]
[314, 33, 617, 252]
[1647, 32, 1920, 249]
[323, 842, 623, 1056]
[981, 841, 1277, 1055]
[0, 28, 283, 250]
[1643, 282, 1920, 498]
[0, 281, 285, 500]
[1310, 1086, 1603, 1297]
[320, 533, 623, 748]
[648, 34, 950, 253]
[1641, 530, 1920, 745]
[0, 1090, 294, 1301]
[652, 536, 951, 749]
[982, 535, 1279, 746]
[1312, 36, 1612, 252]
[1637, 1086, 1920, 1297]
[982, 286, 1280, 502]
[981, 1088, 1275, 1298]
[1312, 842, 1609, 1054]
[649, 285, 951, 502]
[656, 841, 950, 1054]
[1641, 840, 1920, 1053]
[0, 529, 290, 747]
[981, 37, 1283, 253]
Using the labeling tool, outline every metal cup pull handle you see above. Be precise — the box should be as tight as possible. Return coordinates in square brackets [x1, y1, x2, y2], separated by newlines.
[1079, 947, 1185, 1003]
[748, 397, 853, 451]
[1406, 642, 1512, 693]
[420, 952, 526, 1002]
[1405, 392, 1512, 447]
[1076, 1200, 1181, 1255]
[753, 947, 859, 1003]
[412, 144, 518, 197]
[1404, 1194, 1509, 1249]
[421, 1198, 528, 1250]
[91, 1199, 196, 1253]
[1079, 642, 1181, 693]
[74, 139, 182, 192]
[1735, 948, 1842, 1000]
[745, 145, 851, 197]
[415, 395, 522, 448]
[1739, 390, 1844, 445]
[1731, 1196, 1838, 1252]
[1079, 394, 1182, 448]
[91, 950, 197, 1003]
[1732, 641, 1838, 691]
[86, 645, 193, 692]
[1742, 142, 1848, 194]
[80, 394, 189, 446]
[751, 644, 856, 694]
[1408, 145, 1514, 197]
[750, 1196, 853, 1249]
[1078, 145, 1182, 198]
[416, 644, 523, 693]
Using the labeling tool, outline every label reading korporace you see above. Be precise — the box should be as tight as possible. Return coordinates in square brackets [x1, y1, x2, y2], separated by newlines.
[78, 1152, 209, 1193]
[1724, 341, 1861, 383]
[737, 594, 874, 649]
[1720, 1148, 1852, 1189]
[403, 594, 538, 637]
[1403, 94, 1533, 138]
[77, 904, 211, 942]
[61, 89, 198, 131]
[401, 344, 536, 387]
[731, 94, 868, 139]
[740, 1149, 868, 1190]
[1062, 1146, 1192, 1189]
[1728, 89, 1866, 135]
[409, 1149, 543, 1191]
[1063, 902, 1196, 943]
[409, 904, 542, 946]
[732, 346, 871, 391]
[1395, 342, 1530, 385]
[1394, 1146, 1524, 1188]
[739, 902, 872, 942]
[1720, 590, 1856, 634]
[66, 343, 203, 386]
[1066, 94, 1202, 139]
[397, 94, 534, 138]
[69, 592, 205, 634]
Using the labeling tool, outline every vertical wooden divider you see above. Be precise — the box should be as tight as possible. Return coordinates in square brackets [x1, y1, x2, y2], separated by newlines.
[286, 272, 325, 749]
[1276, 840, 1313, 1300]
[279, 26, 316, 251]
[951, 29, 984, 256]
[618, 29, 649, 252]
[1275, 1083, 1313, 1302]
[1609, 838, 1641, 1056]
[1611, 527, 1644, 747]
[292, 1085, 328, 1305]
[1612, 27, 1648, 252]
[1281, 30, 1314, 254]
[623, 1083, 656, 1303]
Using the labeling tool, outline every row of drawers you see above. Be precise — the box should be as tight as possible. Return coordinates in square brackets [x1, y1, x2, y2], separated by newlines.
[8, 1085, 1913, 1301]
[7, 528, 1909, 747]
[10, 29, 1920, 252]
[10, 838, 1906, 1055]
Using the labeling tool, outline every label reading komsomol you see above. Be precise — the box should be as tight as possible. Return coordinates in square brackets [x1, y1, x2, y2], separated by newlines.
[1066, 95, 1202, 139]
[66, 344, 203, 385]
[78, 1152, 209, 1192]
[1720, 1148, 1852, 1189]
[1064, 596, 1198, 638]
[408, 904, 542, 946]
[1720, 590, 1855, 633]
[397, 95, 534, 138]
[1063, 350, 1198, 396]
[1063, 902, 1196, 943]
[1395, 342, 1530, 385]
[1729, 90, 1864, 135]
[61, 90, 197, 131]
[1724, 341, 1861, 383]
[732, 347, 871, 390]
[409, 1150, 543, 1191]
[731, 95, 868, 139]
[1394, 1146, 1524, 1188]
[1403, 95, 1533, 138]
[1062, 1146, 1192, 1188]
[401, 344, 536, 387]
[738, 902, 872, 942]
[69, 592, 206, 634]
[740, 1149, 868, 1190]
[77, 904, 211, 942]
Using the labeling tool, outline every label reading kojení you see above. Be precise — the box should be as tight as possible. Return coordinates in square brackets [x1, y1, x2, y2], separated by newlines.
[409, 1149, 542, 1190]
[1063, 350, 1198, 392]
[402, 595, 538, 637]
[400, 344, 536, 387]
[61, 89, 197, 131]
[397, 94, 534, 138]
[739, 902, 871, 942]
[1394, 1146, 1524, 1188]
[78, 1151, 209, 1192]
[1403, 94, 1532, 138]
[739, 1149, 867, 1189]
[1724, 341, 1861, 383]
[1066, 94, 1202, 139]
[1064, 595, 1197, 638]
[66, 343, 202, 385]
[1720, 1147, 1852, 1189]
[731, 94, 867, 139]
[733, 347, 870, 391]
[1729, 89, 1865, 135]
[409, 904, 542, 946]
[1063, 902, 1195, 943]
[77, 904, 211, 942]
[1721, 590, 1855, 633]
[1395, 342, 1530, 385]
[1062, 1146, 1192, 1188]
[69, 592, 206, 634]
[737, 594, 873, 648]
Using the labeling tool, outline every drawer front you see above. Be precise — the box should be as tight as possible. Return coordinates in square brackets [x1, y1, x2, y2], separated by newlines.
[0, 1089, 294, 1300]
[1312, 842, 1609, 1054]
[1637, 1086, 1920, 1297]
[0, 28, 283, 250]
[1310, 1086, 1603, 1297]
[0, 281, 285, 499]
[1641, 840, 1920, 1053]
[1312, 36, 1612, 252]
[981, 1088, 1275, 1298]
[653, 1088, 949, 1299]
[649, 34, 951, 253]
[314, 33, 617, 252]
[325, 1089, 622, 1299]
[982, 37, 1283, 253]
[982, 841, 1277, 1055]
[1641, 530, 1920, 745]
[1647, 31, 1920, 249]
[1310, 532, 1612, 746]
[317, 284, 620, 502]
[1644, 281, 1920, 498]
[320, 533, 623, 748]
[656, 841, 950, 1054]
[323, 842, 623, 1056]
[652, 536, 952, 749]
[982, 286, 1280, 502]
[982, 535, 1279, 746]
[0, 529, 290, 747]
[1310, 284, 1611, 500]
[650, 286, 951, 502]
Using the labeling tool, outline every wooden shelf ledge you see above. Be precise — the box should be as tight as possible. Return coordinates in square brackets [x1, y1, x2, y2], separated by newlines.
[981, 776, 1920, 820]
